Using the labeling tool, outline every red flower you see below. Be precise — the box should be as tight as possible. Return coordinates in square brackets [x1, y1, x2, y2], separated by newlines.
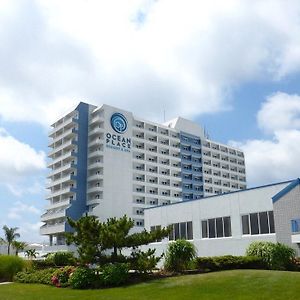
[51, 275, 59, 285]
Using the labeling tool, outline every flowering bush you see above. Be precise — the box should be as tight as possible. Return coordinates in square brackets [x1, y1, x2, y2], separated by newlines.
[100, 263, 129, 287]
[51, 266, 76, 287]
[68, 267, 97, 289]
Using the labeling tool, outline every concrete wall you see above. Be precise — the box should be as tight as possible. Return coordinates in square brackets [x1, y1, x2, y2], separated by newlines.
[0, 245, 8, 255]
[274, 184, 300, 256]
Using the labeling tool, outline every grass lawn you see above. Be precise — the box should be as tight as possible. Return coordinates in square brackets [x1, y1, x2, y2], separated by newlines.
[1, 269, 300, 300]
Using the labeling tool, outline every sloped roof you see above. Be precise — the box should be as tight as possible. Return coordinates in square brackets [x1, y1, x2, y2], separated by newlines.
[272, 178, 300, 203]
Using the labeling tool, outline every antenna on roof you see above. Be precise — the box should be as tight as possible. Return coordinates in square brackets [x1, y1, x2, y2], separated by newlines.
[163, 109, 166, 122]
[204, 126, 210, 139]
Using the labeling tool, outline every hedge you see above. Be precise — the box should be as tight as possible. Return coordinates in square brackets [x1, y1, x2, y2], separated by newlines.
[195, 255, 267, 271]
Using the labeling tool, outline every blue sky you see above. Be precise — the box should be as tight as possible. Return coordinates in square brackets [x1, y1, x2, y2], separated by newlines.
[1, 0, 300, 243]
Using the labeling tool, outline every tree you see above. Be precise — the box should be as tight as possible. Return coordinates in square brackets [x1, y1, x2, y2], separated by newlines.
[100, 216, 170, 259]
[12, 241, 27, 256]
[1, 226, 20, 255]
[66, 215, 170, 264]
[25, 249, 38, 260]
[130, 248, 164, 274]
[100, 216, 135, 257]
[65, 216, 104, 263]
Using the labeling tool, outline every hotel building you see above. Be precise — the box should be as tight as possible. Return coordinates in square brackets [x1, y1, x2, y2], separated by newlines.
[40, 102, 246, 247]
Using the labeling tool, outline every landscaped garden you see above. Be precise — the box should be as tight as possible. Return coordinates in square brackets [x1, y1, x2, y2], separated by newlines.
[1, 215, 300, 299]
[1, 270, 300, 300]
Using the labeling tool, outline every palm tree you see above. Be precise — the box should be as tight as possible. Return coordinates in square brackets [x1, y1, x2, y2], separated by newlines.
[12, 241, 27, 256]
[25, 249, 37, 260]
[1, 226, 20, 255]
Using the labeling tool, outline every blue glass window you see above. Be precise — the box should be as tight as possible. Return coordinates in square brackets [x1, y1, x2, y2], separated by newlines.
[291, 219, 300, 233]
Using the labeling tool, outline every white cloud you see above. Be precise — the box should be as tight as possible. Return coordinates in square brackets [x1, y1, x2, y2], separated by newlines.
[0, 204, 43, 243]
[1, 0, 300, 125]
[0, 128, 46, 194]
[8, 201, 40, 220]
[20, 221, 45, 243]
[231, 92, 300, 186]
[6, 181, 44, 197]
[257, 92, 300, 134]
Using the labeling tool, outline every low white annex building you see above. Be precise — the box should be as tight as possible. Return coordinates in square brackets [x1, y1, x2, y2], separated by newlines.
[144, 178, 300, 257]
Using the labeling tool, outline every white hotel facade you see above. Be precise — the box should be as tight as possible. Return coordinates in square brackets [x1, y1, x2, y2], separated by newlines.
[40, 102, 246, 247]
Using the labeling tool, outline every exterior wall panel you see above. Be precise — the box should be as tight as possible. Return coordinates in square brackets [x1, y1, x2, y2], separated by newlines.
[273, 184, 300, 256]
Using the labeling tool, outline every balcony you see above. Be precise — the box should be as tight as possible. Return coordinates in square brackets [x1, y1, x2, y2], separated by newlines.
[49, 128, 78, 147]
[87, 186, 103, 194]
[90, 114, 104, 125]
[48, 139, 77, 158]
[88, 161, 103, 170]
[87, 174, 103, 182]
[47, 151, 77, 168]
[49, 117, 78, 137]
[88, 139, 103, 148]
[88, 126, 104, 137]
[40, 223, 66, 235]
[41, 210, 66, 222]
[48, 162, 76, 178]
[46, 187, 76, 199]
[47, 174, 76, 189]
[86, 198, 101, 206]
[47, 198, 71, 210]
[88, 149, 103, 159]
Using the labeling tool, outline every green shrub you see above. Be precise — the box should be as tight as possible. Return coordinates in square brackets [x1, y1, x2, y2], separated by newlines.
[100, 263, 129, 287]
[195, 257, 218, 271]
[14, 268, 57, 285]
[0, 255, 25, 281]
[130, 249, 163, 274]
[246, 241, 296, 270]
[195, 255, 266, 271]
[68, 267, 97, 289]
[45, 251, 77, 266]
[32, 259, 56, 269]
[164, 240, 196, 272]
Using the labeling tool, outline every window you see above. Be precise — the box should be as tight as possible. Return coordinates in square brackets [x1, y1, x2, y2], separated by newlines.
[136, 220, 144, 226]
[242, 215, 250, 235]
[291, 219, 300, 233]
[169, 221, 193, 240]
[250, 213, 259, 235]
[259, 212, 269, 234]
[269, 211, 275, 233]
[216, 218, 223, 237]
[223, 217, 231, 237]
[180, 222, 187, 239]
[201, 220, 208, 238]
[208, 219, 216, 238]
[201, 216, 232, 238]
[187, 222, 193, 240]
[241, 211, 275, 235]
